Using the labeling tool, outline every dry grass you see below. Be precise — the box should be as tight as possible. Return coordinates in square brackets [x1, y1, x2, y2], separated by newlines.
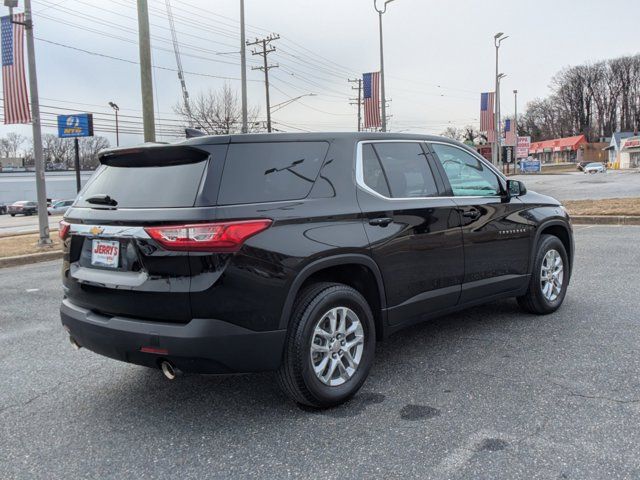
[563, 197, 640, 216]
[0, 233, 62, 258]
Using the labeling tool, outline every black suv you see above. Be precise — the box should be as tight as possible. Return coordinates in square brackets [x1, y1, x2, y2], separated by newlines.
[60, 133, 573, 408]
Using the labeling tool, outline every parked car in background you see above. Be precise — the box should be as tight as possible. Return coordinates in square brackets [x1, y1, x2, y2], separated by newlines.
[59, 133, 574, 408]
[0, 203, 7, 215]
[577, 161, 589, 171]
[583, 162, 606, 174]
[8, 200, 38, 216]
[48, 199, 74, 216]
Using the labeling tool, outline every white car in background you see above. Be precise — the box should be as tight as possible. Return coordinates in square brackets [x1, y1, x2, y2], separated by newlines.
[47, 199, 74, 216]
[583, 162, 606, 174]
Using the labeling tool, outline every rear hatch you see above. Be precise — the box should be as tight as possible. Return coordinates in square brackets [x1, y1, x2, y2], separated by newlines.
[62, 143, 226, 323]
[62, 138, 330, 324]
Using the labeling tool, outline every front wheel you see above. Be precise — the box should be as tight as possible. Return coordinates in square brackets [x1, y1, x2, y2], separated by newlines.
[517, 234, 569, 314]
[277, 282, 376, 408]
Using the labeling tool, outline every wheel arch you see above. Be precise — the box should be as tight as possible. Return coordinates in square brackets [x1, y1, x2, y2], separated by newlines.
[532, 220, 574, 276]
[279, 254, 388, 340]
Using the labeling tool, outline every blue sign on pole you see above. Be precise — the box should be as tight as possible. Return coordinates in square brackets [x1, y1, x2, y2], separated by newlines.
[57, 113, 94, 138]
[520, 159, 541, 173]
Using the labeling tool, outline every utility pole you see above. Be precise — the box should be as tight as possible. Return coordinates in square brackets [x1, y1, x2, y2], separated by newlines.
[240, 0, 248, 133]
[348, 78, 363, 131]
[18, 0, 51, 245]
[248, 34, 279, 133]
[137, 0, 156, 142]
[374, 0, 395, 133]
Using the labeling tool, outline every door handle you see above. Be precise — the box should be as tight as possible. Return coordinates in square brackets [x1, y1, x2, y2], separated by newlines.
[461, 209, 481, 220]
[369, 217, 393, 227]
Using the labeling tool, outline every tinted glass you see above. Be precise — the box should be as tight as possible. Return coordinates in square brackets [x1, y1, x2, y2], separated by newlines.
[362, 144, 390, 197]
[372, 142, 438, 198]
[218, 142, 329, 205]
[76, 161, 207, 208]
[432, 144, 500, 196]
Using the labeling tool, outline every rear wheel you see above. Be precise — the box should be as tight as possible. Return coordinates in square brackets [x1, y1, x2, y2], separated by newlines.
[517, 234, 569, 314]
[277, 282, 375, 408]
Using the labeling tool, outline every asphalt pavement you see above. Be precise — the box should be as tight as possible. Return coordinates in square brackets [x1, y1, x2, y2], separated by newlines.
[511, 169, 640, 201]
[1, 225, 639, 479]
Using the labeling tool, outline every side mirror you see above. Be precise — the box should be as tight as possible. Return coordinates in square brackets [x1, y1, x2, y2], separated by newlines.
[506, 179, 527, 197]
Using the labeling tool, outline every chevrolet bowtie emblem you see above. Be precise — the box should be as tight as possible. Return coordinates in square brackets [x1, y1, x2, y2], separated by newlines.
[90, 226, 104, 235]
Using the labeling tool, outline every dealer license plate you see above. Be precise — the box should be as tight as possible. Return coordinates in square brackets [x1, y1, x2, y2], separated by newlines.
[91, 239, 120, 268]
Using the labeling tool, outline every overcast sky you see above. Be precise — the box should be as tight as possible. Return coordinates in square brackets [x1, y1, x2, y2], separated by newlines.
[2, 0, 639, 148]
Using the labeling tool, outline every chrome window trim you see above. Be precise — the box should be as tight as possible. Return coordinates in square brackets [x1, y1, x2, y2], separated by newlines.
[355, 140, 502, 201]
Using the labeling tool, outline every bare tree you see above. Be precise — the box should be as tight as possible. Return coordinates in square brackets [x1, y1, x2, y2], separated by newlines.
[174, 83, 262, 135]
[0, 132, 27, 158]
[521, 54, 640, 141]
[440, 126, 463, 141]
[42, 134, 73, 167]
[79, 136, 110, 170]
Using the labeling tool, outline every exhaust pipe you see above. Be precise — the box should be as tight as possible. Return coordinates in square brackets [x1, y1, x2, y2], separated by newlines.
[160, 360, 180, 380]
[69, 336, 82, 350]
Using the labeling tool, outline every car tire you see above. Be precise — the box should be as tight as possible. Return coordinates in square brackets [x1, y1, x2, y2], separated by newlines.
[277, 282, 376, 408]
[517, 234, 569, 315]
[10, 213, 15, 217]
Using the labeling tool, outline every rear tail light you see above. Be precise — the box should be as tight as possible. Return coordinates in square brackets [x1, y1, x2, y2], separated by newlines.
[144, 219, 272, 252]
[59, 220, 70, 240]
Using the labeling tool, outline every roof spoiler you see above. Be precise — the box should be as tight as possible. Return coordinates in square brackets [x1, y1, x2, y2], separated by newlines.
[98, 144, 210, 167]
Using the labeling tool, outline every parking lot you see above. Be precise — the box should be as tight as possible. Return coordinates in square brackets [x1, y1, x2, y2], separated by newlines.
[1, 225, 639, 479]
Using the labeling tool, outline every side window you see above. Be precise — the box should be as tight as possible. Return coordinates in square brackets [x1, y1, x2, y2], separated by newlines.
[431, 144, 500, 196]
[362, 144, 390, 197]
[372, 142, 438, 198]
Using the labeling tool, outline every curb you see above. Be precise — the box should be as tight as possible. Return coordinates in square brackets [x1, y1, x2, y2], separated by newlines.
[0, 250, 63, 269]
[571, 215, 640, 225]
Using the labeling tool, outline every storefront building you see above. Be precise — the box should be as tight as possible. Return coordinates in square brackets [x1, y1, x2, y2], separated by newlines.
[604, 132, 636, 168]
[529, 135, 587, 164]
[619, 136, 640, 168]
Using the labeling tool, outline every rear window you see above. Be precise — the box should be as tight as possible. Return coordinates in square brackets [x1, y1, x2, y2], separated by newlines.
[218, 142, 329, 205]
[76, 161, 207, 208]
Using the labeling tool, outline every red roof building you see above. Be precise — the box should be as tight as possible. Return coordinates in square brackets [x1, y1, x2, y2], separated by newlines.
[529, 135, 587, 163]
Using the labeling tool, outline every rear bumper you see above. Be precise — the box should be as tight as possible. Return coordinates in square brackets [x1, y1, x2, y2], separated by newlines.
[60, 299, 286, 374]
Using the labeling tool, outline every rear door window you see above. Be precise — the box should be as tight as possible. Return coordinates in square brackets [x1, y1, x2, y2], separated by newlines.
[76, 161, 207, 208]
[218, 142, 329, 205]
[371, 142, 439, 198]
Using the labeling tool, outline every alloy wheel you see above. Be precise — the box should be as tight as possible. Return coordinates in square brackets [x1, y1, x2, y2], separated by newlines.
[540, 249, 564, 302]
[309, 307, 364, 386]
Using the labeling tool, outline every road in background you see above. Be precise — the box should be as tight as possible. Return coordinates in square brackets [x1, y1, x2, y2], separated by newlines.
[512, 169, 640, 200]
[0, 171, 94, 205]
[1, 226, 639, 479]
[0, 213, 61, 236]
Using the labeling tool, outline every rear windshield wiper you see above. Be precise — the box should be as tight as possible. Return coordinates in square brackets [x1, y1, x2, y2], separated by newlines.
[85, 194, 118, 207]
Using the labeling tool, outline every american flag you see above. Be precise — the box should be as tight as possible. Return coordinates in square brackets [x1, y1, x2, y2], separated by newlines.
[363, 72, 381, 129]
[504, 118, 517, 145]
[480, 91, 495, 139]
[2, 14, 30, 125]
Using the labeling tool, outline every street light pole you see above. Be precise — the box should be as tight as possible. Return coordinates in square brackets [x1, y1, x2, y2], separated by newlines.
[493, 32, 508, 166]
[109, 102, 120, 146]
[497, 72, 506, 166]
[374, 0, 395, 133]
[512, 89, 518, 175]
